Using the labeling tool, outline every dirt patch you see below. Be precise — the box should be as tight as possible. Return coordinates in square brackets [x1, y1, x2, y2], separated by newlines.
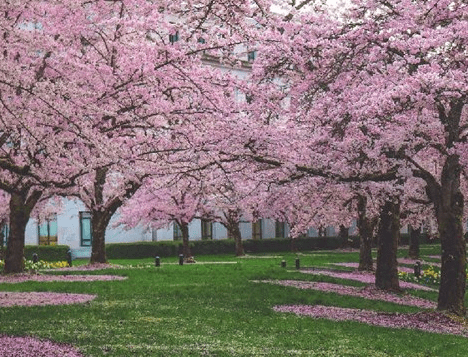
[0, 334, 85, 356]
[274, 305, 468, 337]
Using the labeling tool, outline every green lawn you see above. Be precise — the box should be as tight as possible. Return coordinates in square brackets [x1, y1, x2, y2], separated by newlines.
[1, 245, 467, 356]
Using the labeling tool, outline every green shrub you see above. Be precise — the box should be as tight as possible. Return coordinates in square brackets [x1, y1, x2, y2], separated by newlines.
[23, 245, 70, 262]
[105, 236, 361, 259]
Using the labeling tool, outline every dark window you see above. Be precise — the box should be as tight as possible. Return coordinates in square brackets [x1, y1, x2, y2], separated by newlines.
[252, 219, 262, 240]
[275, 221, 286, 238]
[0, 224, 8, 248]
[79, 211, 92, 247]
[201, 219, 213, 240]
[38, 215, 58, 245]
[173, 221, 182, 241]
[169, 32, 179, 44]
[247, 50, 256, 62]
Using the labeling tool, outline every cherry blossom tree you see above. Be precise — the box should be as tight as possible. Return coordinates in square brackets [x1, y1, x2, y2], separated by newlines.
[248, 0, 468, 314]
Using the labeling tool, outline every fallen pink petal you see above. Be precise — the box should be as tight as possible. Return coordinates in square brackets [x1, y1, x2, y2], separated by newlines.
[0, 335, 85, 356]
[0, 292, 96, 307]
[397, 258, 441, 268]
[0, 274, 127, 284]
[299, 268, 436, 291]
[260, 280, 436, 308]
[332, 262, 415, 273]
[273, 305, 468, 337]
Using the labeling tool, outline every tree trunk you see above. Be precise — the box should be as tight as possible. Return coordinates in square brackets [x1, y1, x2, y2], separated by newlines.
[90, 210, 113, 264]
[408, 226, 420, 259]
[4, 190, 42, 273]
[375, 200, 400, 291]
[228, 222, 244, 256]
[357, 194, 374, 271]
[180, 222, 194, 262]
[433, 155, 466, 315]
[338, 225, 349, 246]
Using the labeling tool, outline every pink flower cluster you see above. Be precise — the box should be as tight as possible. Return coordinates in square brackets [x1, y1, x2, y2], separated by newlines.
[0, 335, 85, 356]
[300, 268, 436, 291]
[261, 280, 436, 308]
[273, 305, 468, 337]
[0, 292, 96, 307]
[0, 274, 127, 284]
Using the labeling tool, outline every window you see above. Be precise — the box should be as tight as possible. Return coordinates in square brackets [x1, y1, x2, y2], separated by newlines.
[38, 215, 58, 245]
[247, 50, 257, 62]
[252, 219, 262, 240]
[275, 221, 286, 238]
[79, 212, 92, 247]
[0, 224, 8, 248]
[201, 219, 213, 240]
[169, 32, 179, 44]
[173, 221, 182, 241]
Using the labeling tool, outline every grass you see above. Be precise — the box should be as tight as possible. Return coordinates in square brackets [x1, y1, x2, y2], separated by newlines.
[1, 245, 467, 356]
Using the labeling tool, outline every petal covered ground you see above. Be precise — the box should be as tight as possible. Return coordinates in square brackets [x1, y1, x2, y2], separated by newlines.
[274, 305, 468, 337]
[0, 335, 85, 357]
[0, 273, 127, 284]
[299, 268, 436, 291]
[0, 291, 96, 307]
[259, 280, 436, 308]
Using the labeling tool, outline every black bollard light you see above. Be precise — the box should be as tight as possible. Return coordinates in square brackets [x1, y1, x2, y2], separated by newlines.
[32, 253, 38, 264]
[179, 254, 184, 266]
[67, 250, 73, 267]
[295, 258, 300, 270]
[414, 261, 422, 277]
[281, 260, 286, 268]
[155, 256, 160, 267]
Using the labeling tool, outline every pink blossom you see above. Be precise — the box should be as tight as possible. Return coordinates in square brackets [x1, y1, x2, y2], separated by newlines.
[260, 280, 436, 308]
[0, 292, 96, 307]
[273, 305, 468, 337]
[0, 335, 85, 356]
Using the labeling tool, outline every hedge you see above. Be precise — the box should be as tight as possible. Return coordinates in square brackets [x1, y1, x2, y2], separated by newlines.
[105, 235, 361, 260]
[23, 245, 70, 262]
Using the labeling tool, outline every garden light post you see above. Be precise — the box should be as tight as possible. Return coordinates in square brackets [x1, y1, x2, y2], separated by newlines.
[179, 254, 184, 265]
[414, 261, 422, 277]
[295, 258, 300, 269]
[155, 256, 160, 267]
[32, 253, 38, 264]
[67, 250, 72, 267]
[281, 260, 286, 268]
